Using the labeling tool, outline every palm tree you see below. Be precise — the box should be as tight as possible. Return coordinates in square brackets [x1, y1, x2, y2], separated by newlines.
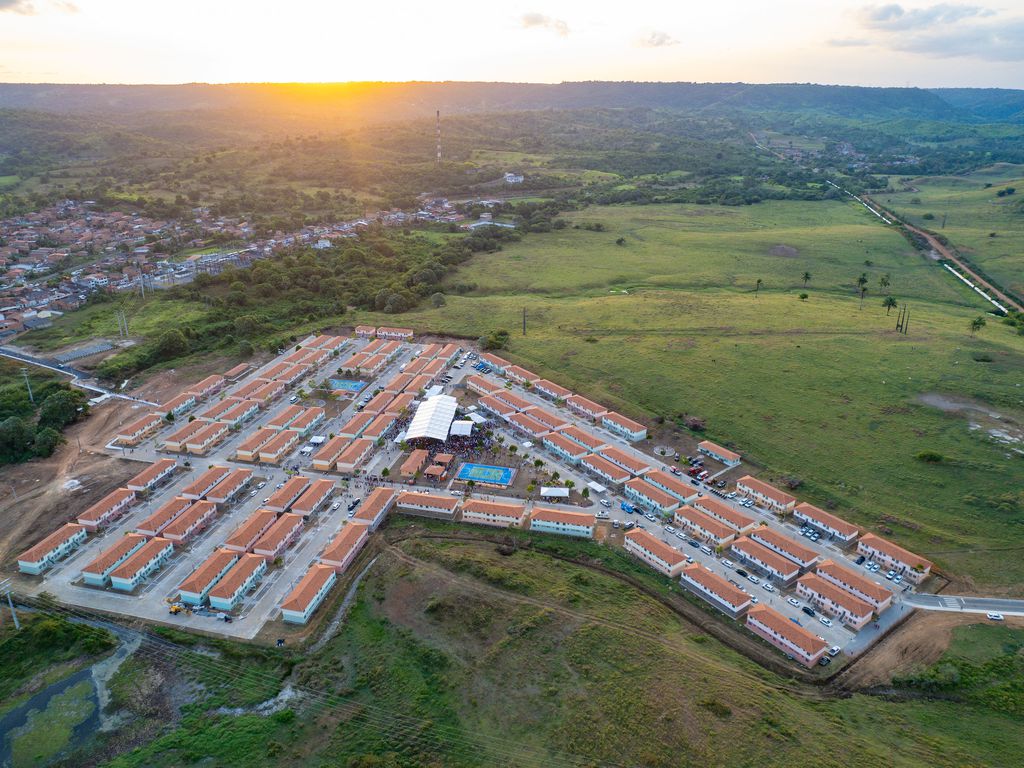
[802, 271, 811, 287]
[533, 458, 544, 470]
[969, 316, 987, 336]
[754, 278, 763, 297]
[859, 285, 868, 309]
[880, 273, 891, 290]
[857, 273, 868, 291]
[883, 296, 898, 315]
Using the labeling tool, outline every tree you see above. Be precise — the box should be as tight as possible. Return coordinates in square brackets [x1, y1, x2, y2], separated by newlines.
[0, 416, 34, 463]
[581, 487, 590, 499]
[880, 273, 891, 290]
[33, 427, 62, 458]
[883, 296, 898, 315]
[615, 237, 626, 246]
[859, 284, 868, 309]
[37, 390, 81, 431]
[802, 271, 811, 287]
[799, 293, 808, 301]
[754, 278, 763, 297]
[857, 273, 868, 291]
[509, 445, 517, 455]
[153, 328, 189, 361]
[381, 467, 390, 478]
[970, 316, 987, 336]
[430, 292, 446, 308]
[533, 459, 544, 470]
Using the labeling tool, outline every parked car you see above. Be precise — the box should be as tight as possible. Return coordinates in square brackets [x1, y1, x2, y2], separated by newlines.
[818, 616, 833, 627]
[987, 612, 1005, 621]
[331, 501, 341, 510]
[818, 656, 832, 667]
[611, 520, 620, 528]
[735, 568, 749, 578]
[828, 646, 841, 657]
[747, 575, 760, 585]
[676, 532, 687, 541]
[787, 597, 801, 607]
[722, 558, 735, 568]
[762, 583, 776, 593]
[855, 555, 866, 565]
[885, 570, 897, 580]
[801, 606, 816, 617]
[599, 498, 611, 508]
[688, 539, 700, 548]
[666, 526, 676, 534]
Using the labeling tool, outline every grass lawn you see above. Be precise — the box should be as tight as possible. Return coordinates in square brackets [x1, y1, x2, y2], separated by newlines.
[0, 174, 20, 188]
[19, 298, 209, 353]
[356, 200, 1024, 589]
[881, 164, 1024, 301]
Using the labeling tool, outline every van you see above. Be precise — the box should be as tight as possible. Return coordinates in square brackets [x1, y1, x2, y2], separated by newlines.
[699, 545, 713, 556]
[289, 395, 299, 404]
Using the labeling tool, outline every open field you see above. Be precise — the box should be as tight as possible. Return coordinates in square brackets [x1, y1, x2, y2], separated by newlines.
[355, 200, 1024, 589]
[95, 534, 1024, 768]
[453, 200, 983, 307]
[881, 164, 1024, 301]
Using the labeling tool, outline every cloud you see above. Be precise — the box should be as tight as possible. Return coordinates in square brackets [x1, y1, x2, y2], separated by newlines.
[0, 0, 78, 12]
[859, 3, 993, 30]
[637, 30, 679, 48]
[0, 0, 36, 13]
[521, 12, 569, 37]
[852, 3, 1024, 61]
[827, 38, 871, 47]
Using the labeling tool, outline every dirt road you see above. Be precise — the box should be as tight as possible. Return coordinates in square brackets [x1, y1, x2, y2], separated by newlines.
[864, 196, 1023, 314]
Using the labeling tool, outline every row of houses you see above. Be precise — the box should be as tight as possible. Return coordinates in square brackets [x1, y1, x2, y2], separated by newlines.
[621, 527, 831, 666]
[475, 356, 648, 441]
[734, 476, 932, 583]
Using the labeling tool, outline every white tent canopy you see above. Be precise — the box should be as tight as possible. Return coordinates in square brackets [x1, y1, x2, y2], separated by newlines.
[540, 487, 570, 498]
[405, 394, 458, 442]
[587, 481, 607, 495]
[450, 420, 474, 437]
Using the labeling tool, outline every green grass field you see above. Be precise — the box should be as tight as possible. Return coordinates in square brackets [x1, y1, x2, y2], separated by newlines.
[357, 200, 1024, 589]
[94, 536, 1024, 768]
[100, 534, 1024, 767]
[881, 164, 1024, 300]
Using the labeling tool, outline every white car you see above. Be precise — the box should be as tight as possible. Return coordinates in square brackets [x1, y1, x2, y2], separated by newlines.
[987, 612, 1005, 621]
[599, 499, 611, 508]
[786, 597, 801, 607]
[450, 489, 463, 496]
[331, 501, 341, 510]
[819, 616, 833, 627]
[676, 532, 687, 540]
[762, 583, 775, 593]
[666, 526, 676, 535]
[747, 575, 760, 585]
[722, 559, 735, 568]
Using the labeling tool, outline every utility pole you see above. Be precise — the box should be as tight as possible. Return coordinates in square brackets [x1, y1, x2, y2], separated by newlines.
[522, 307, 527, 336]
[0, 579, 19, 630]
[436, 110, 441, 167]
[20, 367, 33, 404]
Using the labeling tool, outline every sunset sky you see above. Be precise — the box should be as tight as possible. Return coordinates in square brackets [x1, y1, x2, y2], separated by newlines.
[1, 0, 1023, 87]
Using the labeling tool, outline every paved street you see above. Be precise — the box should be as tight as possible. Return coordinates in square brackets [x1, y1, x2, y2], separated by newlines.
[905, 593, 1024, 616]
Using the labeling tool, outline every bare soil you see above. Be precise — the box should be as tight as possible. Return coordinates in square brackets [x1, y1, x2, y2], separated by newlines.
[0, 367, 204, 572]
[835, 611, 1024, 690]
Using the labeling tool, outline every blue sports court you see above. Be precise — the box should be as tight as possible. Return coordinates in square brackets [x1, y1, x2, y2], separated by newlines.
[329, 379, 366, 393]
[454, 462, 516, 487]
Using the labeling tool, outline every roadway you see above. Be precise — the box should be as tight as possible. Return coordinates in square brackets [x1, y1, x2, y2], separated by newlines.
[904, 593, 1024, 617]
[0, 345, 158, 406]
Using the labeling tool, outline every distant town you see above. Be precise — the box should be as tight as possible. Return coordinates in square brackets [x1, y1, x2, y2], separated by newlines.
[0, 195, 513, 335]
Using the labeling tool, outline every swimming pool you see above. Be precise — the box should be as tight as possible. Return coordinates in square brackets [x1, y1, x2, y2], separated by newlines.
[454, 462, 516, 487]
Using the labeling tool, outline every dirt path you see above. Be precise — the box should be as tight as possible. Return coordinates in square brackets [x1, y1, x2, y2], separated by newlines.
[829, 610, 1024, 690]
[384, 534, 829, 694]
[0, 373, 180, 570]
[864, 196, 1023, 313]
